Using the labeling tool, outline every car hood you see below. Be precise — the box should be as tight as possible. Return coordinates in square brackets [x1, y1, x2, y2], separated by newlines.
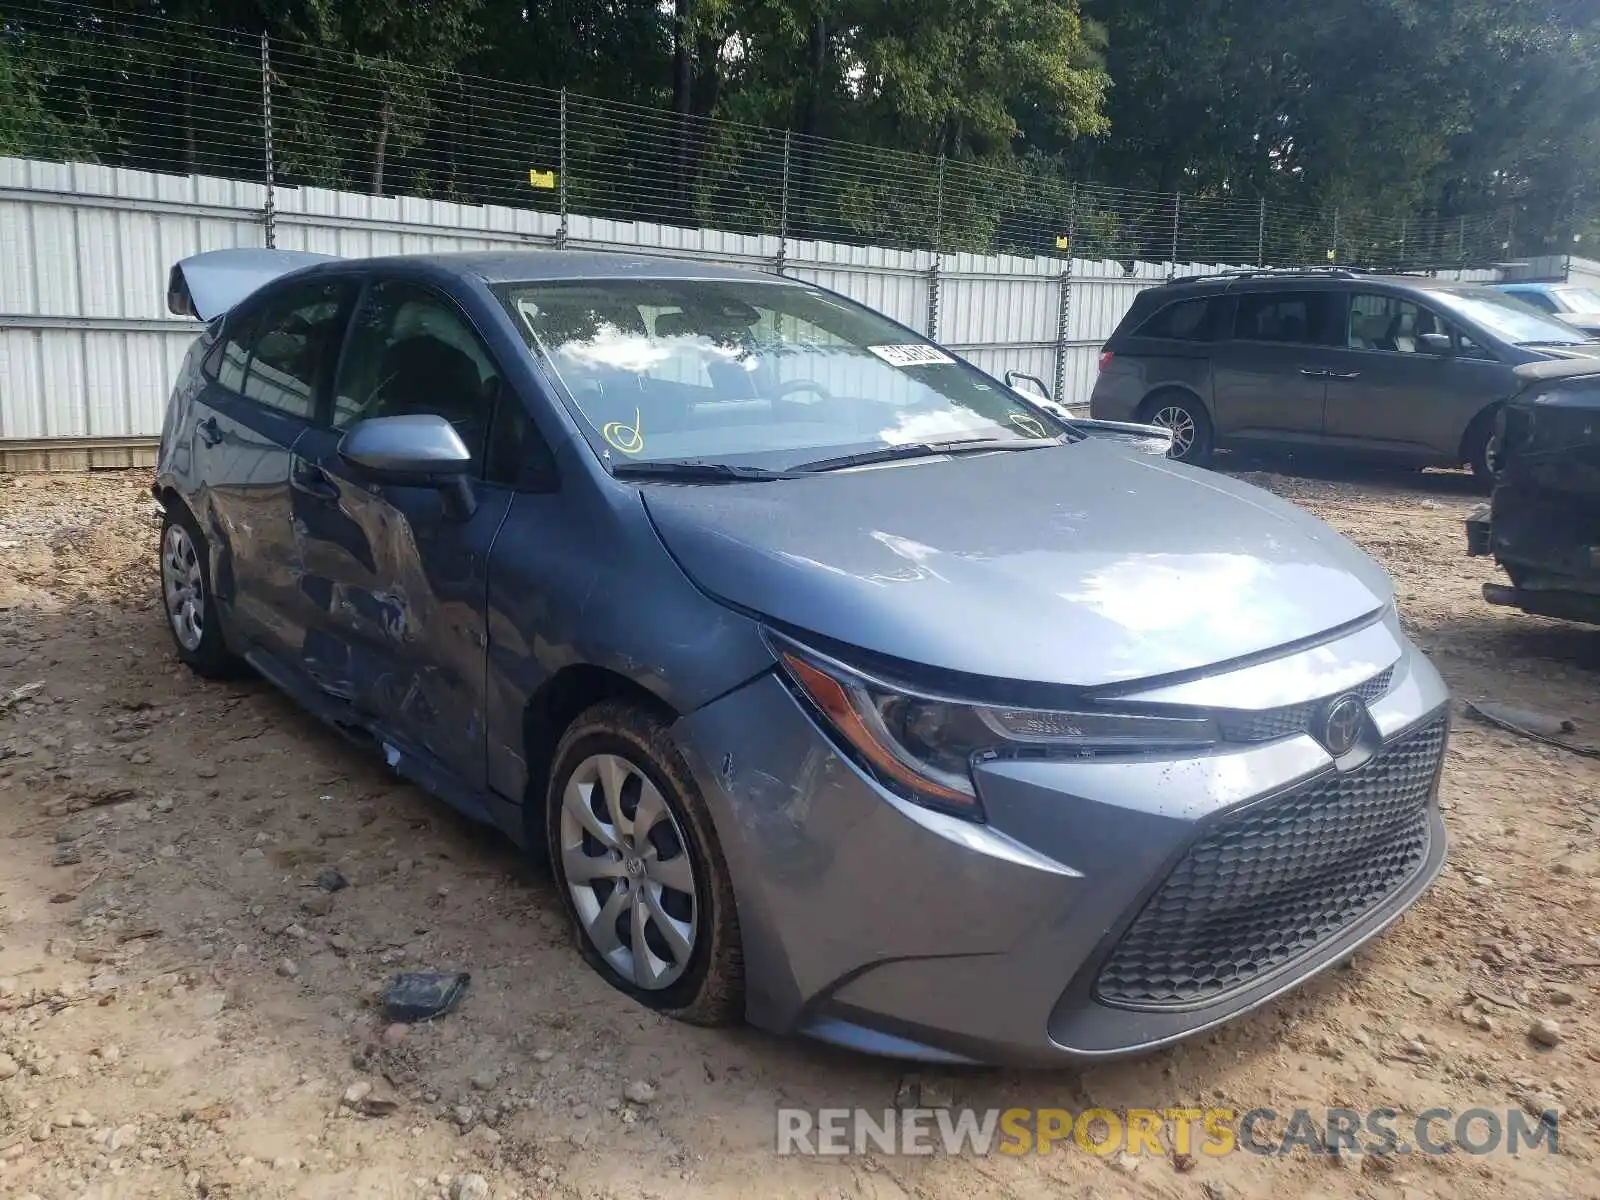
[1536, 337, 1600, 357]
[640, 442, 1394, 689]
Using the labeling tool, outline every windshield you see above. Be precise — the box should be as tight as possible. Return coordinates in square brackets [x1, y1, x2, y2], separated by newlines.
[1431, 288, 1596, 345]
[1556, 287, 1600, 312]
[498, 279, 1062, 469]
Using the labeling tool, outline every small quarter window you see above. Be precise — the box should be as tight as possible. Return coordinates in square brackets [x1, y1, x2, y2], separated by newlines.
[1136, 298, 1223, 341]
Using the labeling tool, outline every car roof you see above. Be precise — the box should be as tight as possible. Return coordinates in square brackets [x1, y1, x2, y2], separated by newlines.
[307, 249, 789, 286]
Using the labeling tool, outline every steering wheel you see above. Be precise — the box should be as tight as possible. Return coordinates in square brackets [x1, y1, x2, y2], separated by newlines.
[772, 379, 833, 404]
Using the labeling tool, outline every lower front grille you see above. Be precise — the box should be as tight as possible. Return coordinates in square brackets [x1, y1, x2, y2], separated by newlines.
[1094, 716, 1446, 1011]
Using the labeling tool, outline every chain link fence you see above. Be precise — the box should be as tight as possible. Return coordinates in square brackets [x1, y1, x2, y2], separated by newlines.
[0, 1, 1551, 271]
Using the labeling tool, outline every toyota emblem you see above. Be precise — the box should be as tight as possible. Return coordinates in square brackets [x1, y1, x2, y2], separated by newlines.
[1321, 695, 1367, 756]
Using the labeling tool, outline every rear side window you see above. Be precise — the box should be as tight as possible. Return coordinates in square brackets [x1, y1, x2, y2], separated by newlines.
[1234, 291, 1344, 347]
[209, 314, 254, 393]
[1135, 297, 1224, 341]
[242, 279, 357, 418]
[205, 278, 356, 418]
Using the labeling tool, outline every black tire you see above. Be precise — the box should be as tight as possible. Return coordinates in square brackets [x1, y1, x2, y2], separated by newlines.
[546, 700, 743, 1026]
[1463, 410, 1501, 487]
[1138, 391, 1214, 466]
[157, 503, 246, 679]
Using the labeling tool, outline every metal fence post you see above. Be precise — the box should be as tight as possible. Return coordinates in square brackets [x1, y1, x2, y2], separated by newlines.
[1399, 215, 1407, 265]
[1331, 207, 1340, 264]
[1167, 191, 1180, 278]
[1459, 215, 1466, 261]
[925, 156, 945, 338]
[261, 32, 275, 249]
[1052, 187, 1078, 404]
[556, 89, 569, 250]
[775, 131, 790, 275]
[1257, 197, 1266, 266]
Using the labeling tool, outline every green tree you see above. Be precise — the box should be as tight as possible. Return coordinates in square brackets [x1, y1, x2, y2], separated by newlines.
[280, 0, 484, 194]
[0, 37, 103, 160]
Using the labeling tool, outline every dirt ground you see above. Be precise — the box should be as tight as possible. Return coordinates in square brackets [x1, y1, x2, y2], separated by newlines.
[2, 461, 1599, 1200]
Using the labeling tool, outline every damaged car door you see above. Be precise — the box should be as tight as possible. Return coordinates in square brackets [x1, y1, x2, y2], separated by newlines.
[184, 277, 356, 661]
[288, 278, 519, 789]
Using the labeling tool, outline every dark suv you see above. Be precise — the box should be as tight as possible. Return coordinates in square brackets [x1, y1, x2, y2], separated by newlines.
[1089, 268, 1600, 478]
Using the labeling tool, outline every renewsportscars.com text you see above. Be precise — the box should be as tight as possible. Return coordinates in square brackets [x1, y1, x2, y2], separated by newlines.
[776, 1106, 1559, 1158]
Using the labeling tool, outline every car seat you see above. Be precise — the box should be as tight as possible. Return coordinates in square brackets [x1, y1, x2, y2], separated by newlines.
[372, 336, 492, 460]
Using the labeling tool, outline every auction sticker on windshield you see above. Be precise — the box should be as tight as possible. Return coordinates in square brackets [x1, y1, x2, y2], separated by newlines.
[868, 344, 956, 367]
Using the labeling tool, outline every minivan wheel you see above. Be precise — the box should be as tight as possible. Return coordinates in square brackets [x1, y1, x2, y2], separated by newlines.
[1140, 393, 1213, 465]
[546, 701, 743, 1026]
[1465, 415, 1501, 486]
[158, 505, 244, 678]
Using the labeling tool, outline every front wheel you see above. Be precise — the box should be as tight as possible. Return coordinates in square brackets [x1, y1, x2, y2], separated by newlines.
[1140, 393, 1214, 466]
[1465, 413, 1501, 487]
[546, 701, 743, 1026]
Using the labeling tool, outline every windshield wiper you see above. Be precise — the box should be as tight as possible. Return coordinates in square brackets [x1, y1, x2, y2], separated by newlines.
[1521, 339, 1590, 348]
[609, 458, 797, 482]
[793, 436, 1059, 474]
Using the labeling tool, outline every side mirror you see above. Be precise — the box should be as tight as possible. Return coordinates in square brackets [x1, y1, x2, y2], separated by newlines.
[1417, 332, 1454, 356]
[1067, 417, 1175, 456]
[338, 414, 477, 517]
[1004, 370, 1052, 402]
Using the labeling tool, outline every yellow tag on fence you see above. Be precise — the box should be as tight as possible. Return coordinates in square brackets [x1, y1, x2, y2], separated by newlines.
[528, 169, 557, 190]
[1055, 235, 1071, 250]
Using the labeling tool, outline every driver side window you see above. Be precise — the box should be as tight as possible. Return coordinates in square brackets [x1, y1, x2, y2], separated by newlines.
[1348, 293, 1468, 355]
[334, 281, 504, 466]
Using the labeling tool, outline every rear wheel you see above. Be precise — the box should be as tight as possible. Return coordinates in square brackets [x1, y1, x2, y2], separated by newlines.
[158, 505, 245, 679]
[1140, 392, 1214, 466]
[546, 700, 743, 1026]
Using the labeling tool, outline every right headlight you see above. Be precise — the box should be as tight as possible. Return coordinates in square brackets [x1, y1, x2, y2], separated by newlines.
[772, 635, 1219, 819]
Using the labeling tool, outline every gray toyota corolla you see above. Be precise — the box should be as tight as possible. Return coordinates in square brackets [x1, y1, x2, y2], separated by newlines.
[153, 248, 1449, 1066]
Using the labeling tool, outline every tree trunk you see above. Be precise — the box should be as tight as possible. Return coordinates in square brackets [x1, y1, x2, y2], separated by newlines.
[800, 11, 827, 138]
[372, 99, 393, 195]
[791, 11, 828, 240]
[673, 0, 693, 212]
[672, 0, 693, 120]
[692, 33, 721, 117]
[675, 0, 700, 211]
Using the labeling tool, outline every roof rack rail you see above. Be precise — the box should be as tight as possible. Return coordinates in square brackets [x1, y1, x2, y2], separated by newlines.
[1187, 265, 1431, 283]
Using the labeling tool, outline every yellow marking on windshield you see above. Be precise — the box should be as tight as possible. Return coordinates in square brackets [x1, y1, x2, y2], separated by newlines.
[602, 408, 645, 455]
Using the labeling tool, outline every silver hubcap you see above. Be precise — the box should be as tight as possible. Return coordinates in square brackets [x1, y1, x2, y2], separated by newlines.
[1152, 405, 1197, 458]
[161, 524, 205, 652]
[1483, 431, 1502, 475]
[559, 753, 698, 990]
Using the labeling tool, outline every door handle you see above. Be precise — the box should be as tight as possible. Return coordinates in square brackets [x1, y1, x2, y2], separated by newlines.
[291, 461, 340, 502]
[195, 416, 223, 446]
[1325, 371, 1362, 380]
[1298, 368, 1328, 378]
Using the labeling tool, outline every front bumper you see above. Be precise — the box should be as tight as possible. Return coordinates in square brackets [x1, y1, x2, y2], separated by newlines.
[673, 625, 1450, 1067]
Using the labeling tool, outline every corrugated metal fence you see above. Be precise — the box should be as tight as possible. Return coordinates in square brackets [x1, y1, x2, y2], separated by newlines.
[0, 156, 1518, 471]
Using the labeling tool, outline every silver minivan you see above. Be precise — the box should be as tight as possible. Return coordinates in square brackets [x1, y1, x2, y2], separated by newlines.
[1091, 268, 1600, 478]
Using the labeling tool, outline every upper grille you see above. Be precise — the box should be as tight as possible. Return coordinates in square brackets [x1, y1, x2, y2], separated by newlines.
[1218, 667, 1395, 744]
[1094, 715, 1445, 1011]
